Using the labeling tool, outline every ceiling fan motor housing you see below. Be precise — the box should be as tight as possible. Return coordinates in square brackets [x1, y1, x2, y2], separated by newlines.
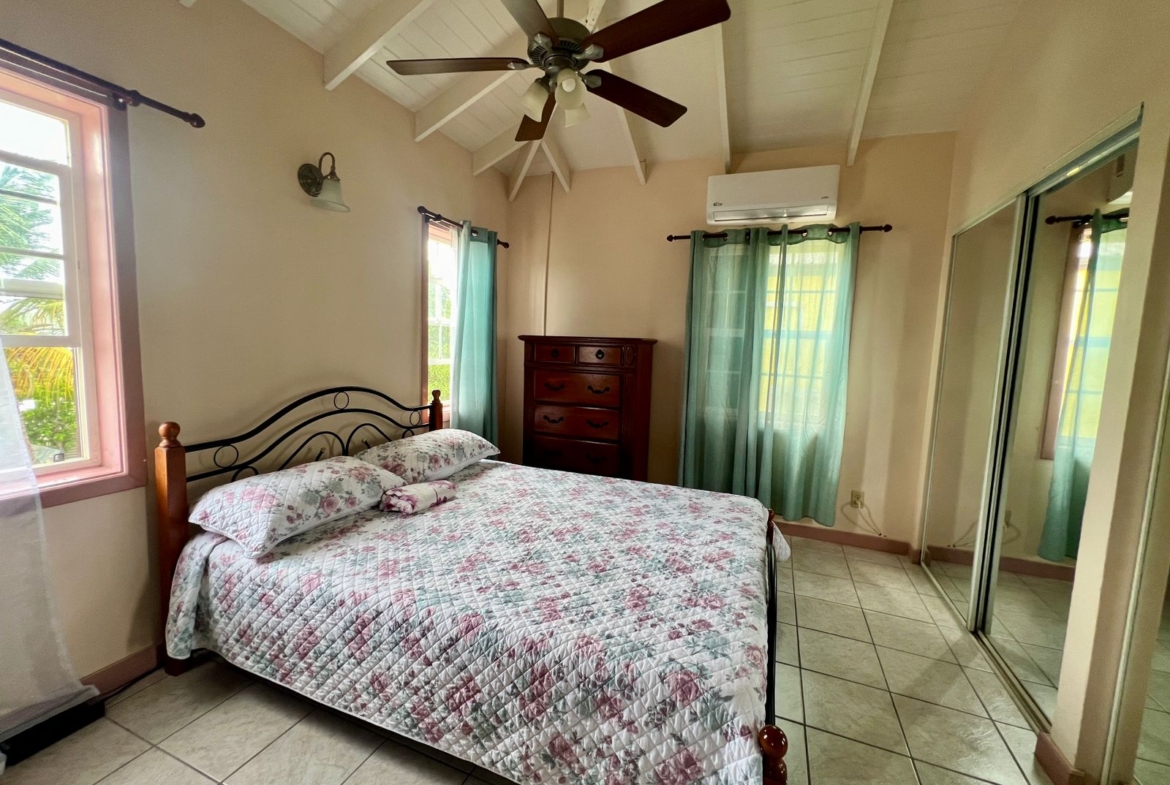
[529, 17, 598, 79]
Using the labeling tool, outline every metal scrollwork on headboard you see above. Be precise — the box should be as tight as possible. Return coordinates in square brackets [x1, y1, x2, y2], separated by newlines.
[184, 386, 439, 483]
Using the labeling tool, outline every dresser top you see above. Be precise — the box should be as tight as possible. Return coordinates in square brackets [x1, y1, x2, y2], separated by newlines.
[518, 335, 658, 345]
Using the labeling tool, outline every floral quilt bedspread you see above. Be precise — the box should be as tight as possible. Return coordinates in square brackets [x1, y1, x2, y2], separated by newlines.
[167, 460, 785, 785]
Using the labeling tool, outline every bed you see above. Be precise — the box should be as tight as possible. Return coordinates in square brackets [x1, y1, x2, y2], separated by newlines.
[155, 387, 792, 785]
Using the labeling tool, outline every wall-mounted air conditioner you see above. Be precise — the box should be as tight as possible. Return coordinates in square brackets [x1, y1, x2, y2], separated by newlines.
[706, 165, 840, 226]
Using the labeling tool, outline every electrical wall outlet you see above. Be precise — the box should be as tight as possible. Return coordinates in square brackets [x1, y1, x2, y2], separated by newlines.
[850, 490, 865, 509]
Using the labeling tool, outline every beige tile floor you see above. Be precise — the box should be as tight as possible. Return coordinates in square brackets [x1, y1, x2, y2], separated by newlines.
[5, 536, 1051, 785]
[1133, 600, 1170, 785]
[929, 562, 1068, 720]
[777, 538, 1052, 785]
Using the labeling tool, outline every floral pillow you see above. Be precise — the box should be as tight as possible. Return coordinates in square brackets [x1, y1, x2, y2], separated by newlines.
[190, 456, 405, 557]
[355, 429, 499, 484]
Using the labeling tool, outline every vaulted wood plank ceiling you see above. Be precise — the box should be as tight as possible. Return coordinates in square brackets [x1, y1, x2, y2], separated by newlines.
[221, 0, 1021, 194]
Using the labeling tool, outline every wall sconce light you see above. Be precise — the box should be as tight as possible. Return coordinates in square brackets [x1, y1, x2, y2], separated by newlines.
[297, 152, 350, 212]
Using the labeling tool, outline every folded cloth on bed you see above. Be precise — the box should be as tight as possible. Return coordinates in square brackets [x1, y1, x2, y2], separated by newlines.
[381, 479, 456, 514]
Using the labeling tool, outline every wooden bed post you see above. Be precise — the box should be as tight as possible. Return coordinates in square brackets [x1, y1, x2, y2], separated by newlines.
[760, 725, 789, 785]
[429, 389, 443, 431]
[155, 422, 191, 676]
[760, 509, 788, 785]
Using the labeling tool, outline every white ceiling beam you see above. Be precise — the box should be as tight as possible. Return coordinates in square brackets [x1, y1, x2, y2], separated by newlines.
[178, 0, 197, 6]
[473, 128, 527, 175]
[593, 61, 646, 185]
[414, 32, 528, 142]
[324, 0, 438, 91]
[541, 135, 572, 193]
[846, 0, 894, 166]
[712, 24, 731, 173]
[584, 0, 608, 31]
[509, 141, 541, 202]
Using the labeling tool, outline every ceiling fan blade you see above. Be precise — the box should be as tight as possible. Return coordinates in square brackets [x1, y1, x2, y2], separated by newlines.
[516, 93, 555, 141]
[387, 57, 529, 75]
[584, 0, 730, 62]
[500, 0, 557, 41]
[585, 71, 686, 127]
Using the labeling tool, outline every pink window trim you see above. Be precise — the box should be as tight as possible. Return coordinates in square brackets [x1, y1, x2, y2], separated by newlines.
[0, 66, 146, 508]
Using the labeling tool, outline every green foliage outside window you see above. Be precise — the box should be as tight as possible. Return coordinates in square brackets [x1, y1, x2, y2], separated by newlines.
[1, 164, 79, 460]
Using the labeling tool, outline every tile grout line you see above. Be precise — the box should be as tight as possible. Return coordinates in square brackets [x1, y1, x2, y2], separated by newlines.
[104, 666, 253, 749]
[217, 709, 315, 783]
[789, 581, 812, 785]
[338, 736, 391, 785]
[915, 562, 1045, 785]
[84, 741, 153, 785]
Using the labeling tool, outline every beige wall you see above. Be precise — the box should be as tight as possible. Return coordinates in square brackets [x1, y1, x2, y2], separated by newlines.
[501, 133, 955, 544]
[4, 0, 509, 679]
[938, 0, 1170, 778]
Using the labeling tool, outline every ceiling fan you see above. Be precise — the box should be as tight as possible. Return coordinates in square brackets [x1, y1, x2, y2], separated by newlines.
[386, 0, 730, 142]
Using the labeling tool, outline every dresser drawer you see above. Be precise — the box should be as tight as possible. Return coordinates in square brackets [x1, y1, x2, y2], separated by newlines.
[577, 344, 622, 366]
[533, 343, 574, 363]
[533, 371, 621, 407]
[530, 436, 621, 477]
[533, 405, 621, 441]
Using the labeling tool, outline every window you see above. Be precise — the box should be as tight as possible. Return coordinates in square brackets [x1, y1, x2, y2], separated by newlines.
[0, 66, 144, 504]
[760, 243, 842, 421]
[424, 221, 457, 406]
[1041, 223, 1125, 458]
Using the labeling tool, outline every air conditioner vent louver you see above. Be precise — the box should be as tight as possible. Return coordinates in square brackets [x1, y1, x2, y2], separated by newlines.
[706, 166, 839, 227]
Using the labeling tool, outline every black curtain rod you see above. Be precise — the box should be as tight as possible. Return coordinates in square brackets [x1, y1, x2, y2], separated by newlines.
[418, 206, 509, 248]
[666, 224, 893, 242]
[0, 36, 205, 128]
[1045, 208, 1129, 227]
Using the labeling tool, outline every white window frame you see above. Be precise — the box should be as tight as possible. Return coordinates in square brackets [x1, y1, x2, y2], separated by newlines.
[423, 220, 457, 412]
[0, 87, 101, 476]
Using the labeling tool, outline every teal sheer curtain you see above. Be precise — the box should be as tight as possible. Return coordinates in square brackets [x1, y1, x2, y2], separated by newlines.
[450, 221, 498, 443]
[1038, 211, 1126, 561]
[679, 224, 859, 526]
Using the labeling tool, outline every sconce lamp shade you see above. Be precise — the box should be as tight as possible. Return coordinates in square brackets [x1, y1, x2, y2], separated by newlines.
[297, 152, 350, 212]
[313, 176, 349, 211]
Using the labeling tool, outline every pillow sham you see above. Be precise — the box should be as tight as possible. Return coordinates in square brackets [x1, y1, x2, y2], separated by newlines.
[355, 428, 499, 483]
[190, 456, 405, 557]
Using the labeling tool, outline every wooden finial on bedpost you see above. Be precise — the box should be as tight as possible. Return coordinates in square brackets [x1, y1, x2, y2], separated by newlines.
[759, 725, 789, 785]
[155, 422, 190, 676]
[429, 390, 444, 431]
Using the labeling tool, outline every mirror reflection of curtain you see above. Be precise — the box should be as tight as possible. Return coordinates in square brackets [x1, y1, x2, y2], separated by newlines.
[679, 224, 858, 526]
[450, 221, 498, 443]
[0, 334, 93, 744]
[1039, 211, 1126, 561]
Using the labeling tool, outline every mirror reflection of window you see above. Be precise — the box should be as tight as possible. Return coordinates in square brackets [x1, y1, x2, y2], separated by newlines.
[989, 144, 1135, 722]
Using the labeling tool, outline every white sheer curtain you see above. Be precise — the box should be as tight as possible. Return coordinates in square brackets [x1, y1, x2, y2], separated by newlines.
[0, 332, 93, 749]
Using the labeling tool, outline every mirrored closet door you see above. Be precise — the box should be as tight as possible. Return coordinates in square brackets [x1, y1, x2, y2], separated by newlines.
[920, 200, 1022, 621]
[920, 125, 1139, 726]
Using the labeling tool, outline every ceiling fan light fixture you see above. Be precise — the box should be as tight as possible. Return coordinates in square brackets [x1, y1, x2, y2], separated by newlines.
[521, 79, 550, 121]
[563, 103, 590, 128]
[554, 70, 586, 110]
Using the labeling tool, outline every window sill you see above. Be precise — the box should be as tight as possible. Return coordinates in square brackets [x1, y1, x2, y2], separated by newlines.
[38, 464, 146, 508]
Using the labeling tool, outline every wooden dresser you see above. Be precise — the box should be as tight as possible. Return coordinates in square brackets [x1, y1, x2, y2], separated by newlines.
[519, 335, 656, 481]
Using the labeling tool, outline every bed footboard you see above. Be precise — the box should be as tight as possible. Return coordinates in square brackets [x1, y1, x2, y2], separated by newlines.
[760, 726, 789, 785]
[760, 512, 788, 785]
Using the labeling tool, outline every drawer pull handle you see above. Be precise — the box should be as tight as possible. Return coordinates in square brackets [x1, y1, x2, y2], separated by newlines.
[551, 348, 560, 358]
[595, 349, 605, 360]
[587, 385, 610, 395]
[542, 415, 565, 424]
[586, 420, 609, 429]
[544, 382, 566, 391]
